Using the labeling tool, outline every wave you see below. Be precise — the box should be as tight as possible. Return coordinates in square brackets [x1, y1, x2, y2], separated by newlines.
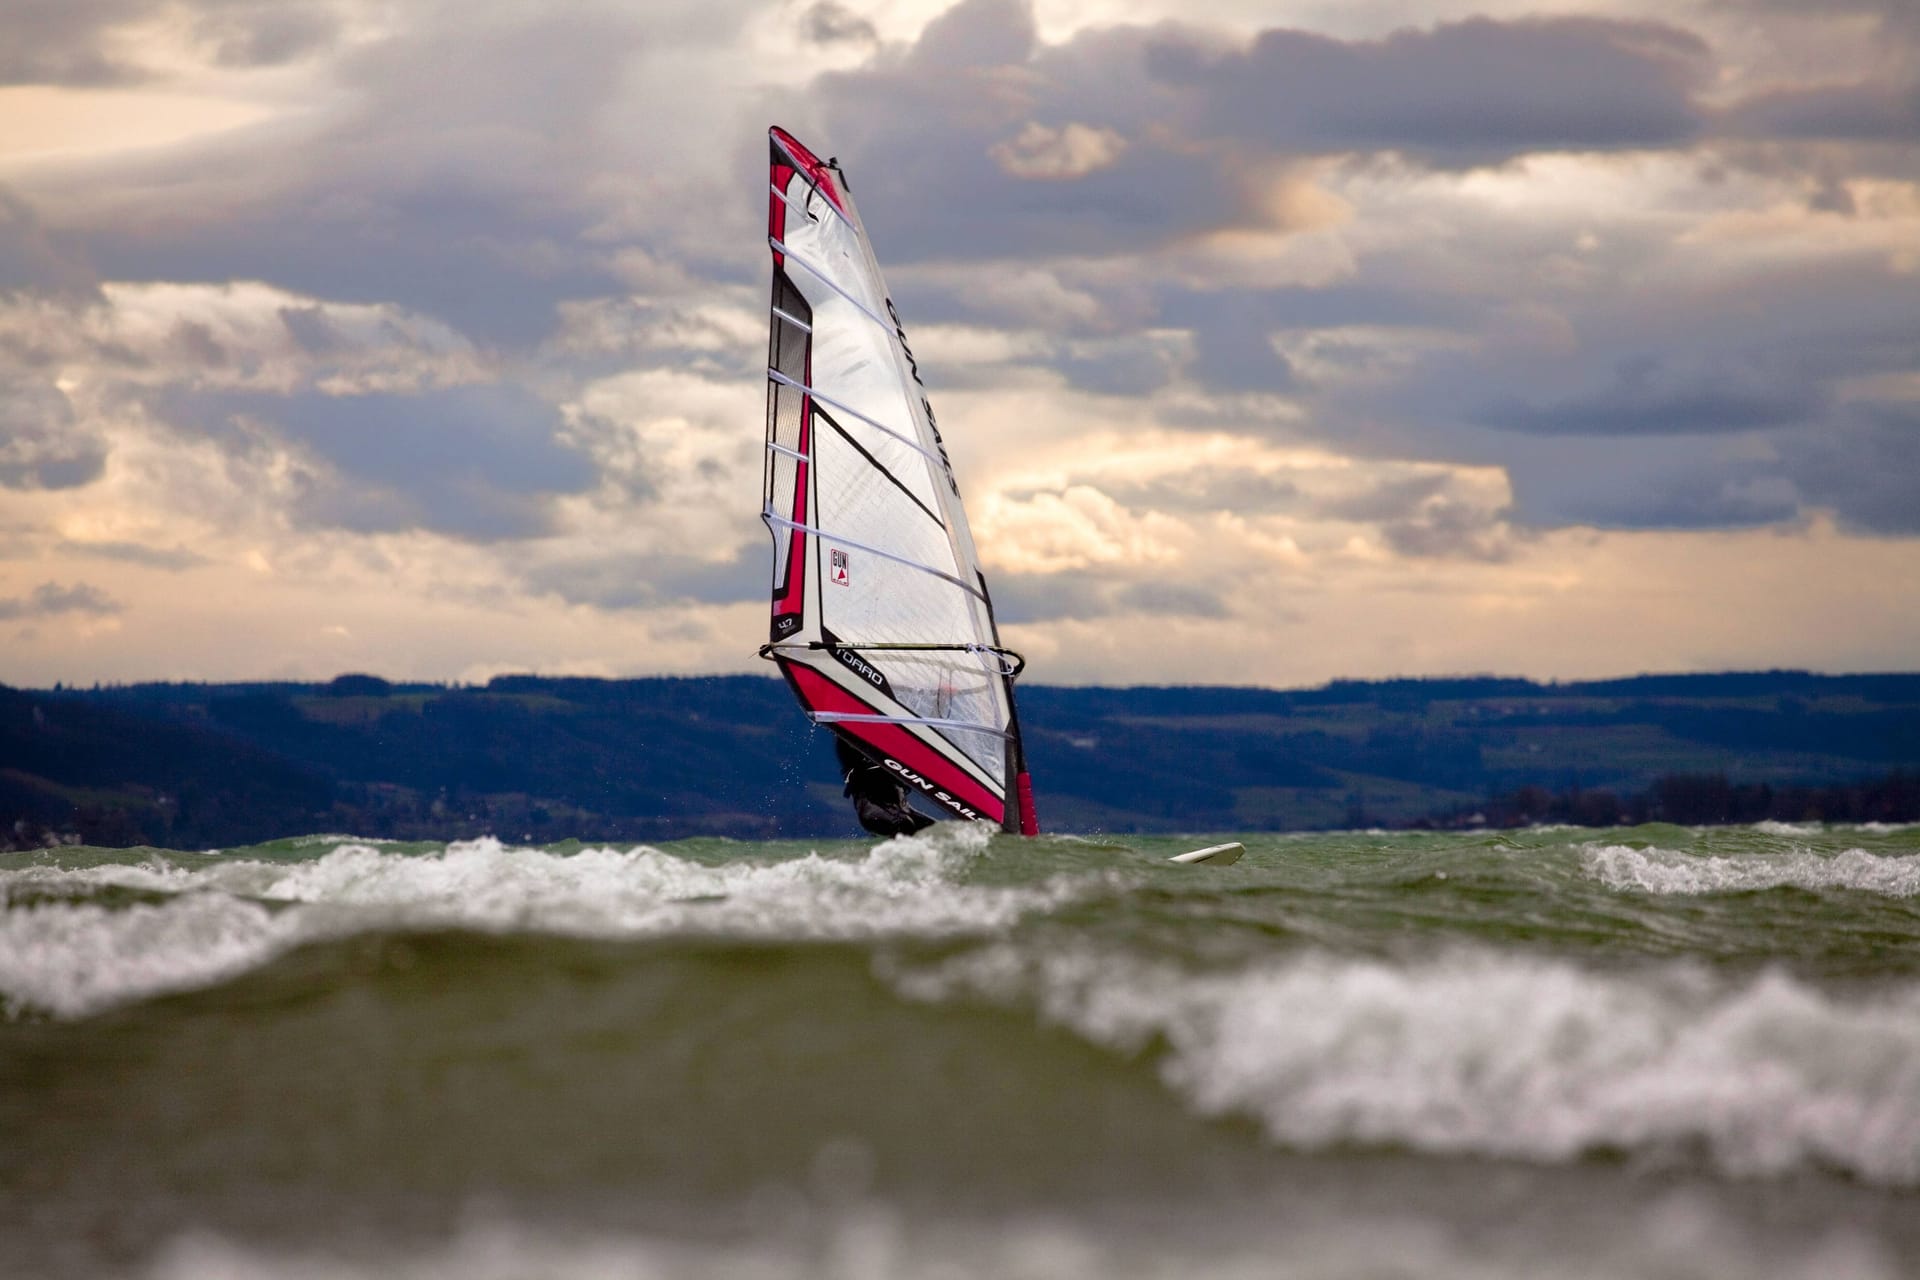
[0, 828, 1093, 1019]
[886, 945, 1920, 1187]
[117, 1198, 1910, 1280]
[1583, 844, 1920, 896]
[1753, 820, 1824, 837]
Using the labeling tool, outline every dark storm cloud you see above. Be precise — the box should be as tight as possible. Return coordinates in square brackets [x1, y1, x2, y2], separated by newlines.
[1480, 356, 1830, 436]
[525, 546, 765, 610]
[1490, 394, 1918, 536]
[986, 572, 1115, 624]
[70, 8, 673, 345]
[1087, 468, 1303, 517]
[1322, 474, 1451, 522]
[1724, 81, 1920, 143]
[1186, 298, 1299, 394]
[191, 2, 338, 67]
[58, 539, 210, 570]
[801, 1, 878, 46]
[1055, 335, 1181, 396]
[1715, 0, 1920, 46]
[908, 0, 1037, 68]
[803, 0, 1721, 270]
[0, 0, 340, 85]
[0, 191, 98, 298]
[0, 581, 121, 619]
[0, 378, 105, 490]
[801, 0, 1246, 263]
[1313, 474, 1514, 560]
[987, 569, 1232, 623]
[1378, 500, 1514, 561]
[12, 0, 1914, 567]
[1545, 469, 1801, 531]
[1148, 17, 1711, 164]
[172, 384, 595, 540]
[1, 0, 155, 85]
[275, 306, 343, 356]
[1781, 405, 1920, 536]
[1114, 581, 1231, 618]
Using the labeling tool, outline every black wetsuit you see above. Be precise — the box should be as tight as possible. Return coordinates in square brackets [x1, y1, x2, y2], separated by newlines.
[835, 736, 935, 837]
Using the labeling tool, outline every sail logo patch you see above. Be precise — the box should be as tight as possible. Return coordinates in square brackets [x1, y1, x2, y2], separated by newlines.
[830, 548, 850, 586]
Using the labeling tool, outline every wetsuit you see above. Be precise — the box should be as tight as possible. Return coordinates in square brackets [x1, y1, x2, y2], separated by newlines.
[835, 735, 934, 837]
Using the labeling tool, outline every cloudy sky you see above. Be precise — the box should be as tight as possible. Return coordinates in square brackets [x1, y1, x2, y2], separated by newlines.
[1, 0, 1915, 688]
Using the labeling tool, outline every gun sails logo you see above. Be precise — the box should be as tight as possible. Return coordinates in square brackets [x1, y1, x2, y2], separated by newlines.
[830, 548, 850, 586]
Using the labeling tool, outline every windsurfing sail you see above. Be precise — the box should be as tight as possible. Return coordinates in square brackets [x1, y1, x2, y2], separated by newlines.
[758, 125, 1038, 835]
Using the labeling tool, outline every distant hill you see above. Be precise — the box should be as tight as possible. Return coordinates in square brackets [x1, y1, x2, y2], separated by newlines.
[4, 670, 1918, 847]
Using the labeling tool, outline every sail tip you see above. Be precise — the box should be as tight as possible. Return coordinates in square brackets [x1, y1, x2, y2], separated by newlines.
[768, 126, 847, 214]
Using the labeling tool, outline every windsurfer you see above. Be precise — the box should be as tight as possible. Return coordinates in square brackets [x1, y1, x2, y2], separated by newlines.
[835, 735, 934, 836]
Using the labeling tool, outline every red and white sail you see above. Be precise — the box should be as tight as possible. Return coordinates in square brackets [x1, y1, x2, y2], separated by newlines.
[760, 126, 1037, 834]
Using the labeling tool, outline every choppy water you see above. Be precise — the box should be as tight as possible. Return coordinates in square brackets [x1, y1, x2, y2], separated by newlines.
[4, 822, 1919, 1278]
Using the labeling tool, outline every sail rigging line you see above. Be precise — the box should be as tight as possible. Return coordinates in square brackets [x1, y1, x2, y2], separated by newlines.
[766, 368, 946, 469]
[767, 237, 894, 332]
[810, 711, 1013, 737]
[760, 641, 1025, 679]
[766, 440, 808, 464]
[761, 511, 989, 604]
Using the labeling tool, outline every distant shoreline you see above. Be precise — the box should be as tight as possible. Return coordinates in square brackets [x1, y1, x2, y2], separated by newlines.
[6, 670, 1917, 848]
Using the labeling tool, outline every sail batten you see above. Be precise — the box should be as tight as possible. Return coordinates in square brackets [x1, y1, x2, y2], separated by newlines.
[810, 712, 1013, 737]
[767, 237, 893, 331]
[766, 368, 945, 467]
[770, 305, 813, 333]
[761, 511, 990, 603]
[759, 125, 1034, 833]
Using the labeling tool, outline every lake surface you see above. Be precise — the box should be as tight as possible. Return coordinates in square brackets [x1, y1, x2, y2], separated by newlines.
[5, 821, 1918, 1278]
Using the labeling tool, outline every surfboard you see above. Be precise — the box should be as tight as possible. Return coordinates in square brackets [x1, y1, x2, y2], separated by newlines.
[1170, 842, 1244, 866]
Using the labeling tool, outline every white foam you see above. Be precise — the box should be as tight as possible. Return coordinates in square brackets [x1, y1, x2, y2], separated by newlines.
[0, 827, 1090, 1019]
[0, 893, 302, 1020]
[1754, 820, 1823, 836]
[888, 946, 1920, 1187]
[122, 1200, 1908, 1280]
[1583, 844, 1920, 896]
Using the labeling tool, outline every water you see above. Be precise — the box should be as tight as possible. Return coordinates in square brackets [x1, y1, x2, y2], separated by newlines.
[4, 822, 1919, 1278]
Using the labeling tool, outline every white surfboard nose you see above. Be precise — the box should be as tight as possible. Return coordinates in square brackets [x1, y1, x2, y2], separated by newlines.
[1170, 842, 1244, 866]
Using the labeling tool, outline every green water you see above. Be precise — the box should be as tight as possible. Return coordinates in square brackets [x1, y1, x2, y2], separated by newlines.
[3, 822, 1918, 1277]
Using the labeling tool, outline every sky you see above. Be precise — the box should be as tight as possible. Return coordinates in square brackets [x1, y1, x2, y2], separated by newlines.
[0, 0, 1915, 689]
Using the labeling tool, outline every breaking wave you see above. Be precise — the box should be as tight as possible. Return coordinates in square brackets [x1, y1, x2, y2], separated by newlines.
[119, 1206, 1909, 1280]
[1583, 844, 1920, 896]
[887, 945, 1920, 1187]
[0, 828, 1085, 1019]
